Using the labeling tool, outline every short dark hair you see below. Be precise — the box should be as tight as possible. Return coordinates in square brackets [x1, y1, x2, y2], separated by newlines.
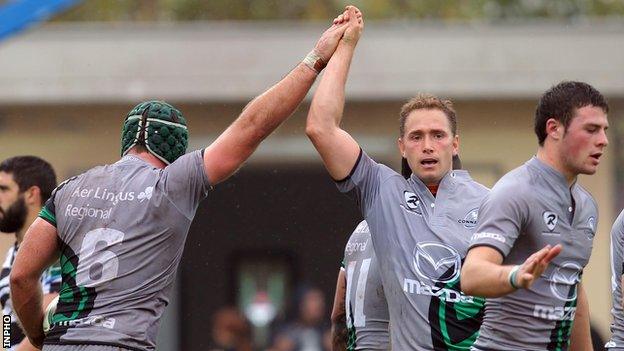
[0, 156, 57, 204]
[534, 81, 609, 146]
[399, 94, 457, 137]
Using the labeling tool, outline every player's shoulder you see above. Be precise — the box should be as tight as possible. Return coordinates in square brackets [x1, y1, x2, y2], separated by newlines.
[352, 220, 369, 234]
[612, 209, 624, 233]
[492, 163, 533, 193]
[345, 222, 373, 258]
[484, 163, 536, 209]
[455, 170, 490, 196]
[574, 183, 598, 211]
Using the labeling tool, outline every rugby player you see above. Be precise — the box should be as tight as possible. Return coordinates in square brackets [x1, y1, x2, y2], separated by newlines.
[0, 156, 60, 351]
[607, 211, 624, 350]
[8, 11, 353, 351]
[308, 6, 489, 350]
[461, 81, 609, 350]
[331, 220, 390, 351]
[330, 156, 462, 350]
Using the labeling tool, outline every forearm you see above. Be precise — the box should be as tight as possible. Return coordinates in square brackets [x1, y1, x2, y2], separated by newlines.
[10, 277, 45, 344]
[331, 317, 348, 351]
[461, 258, 517, 298]
[330, 269, 347, 351]
[306, 40, 361, 180]
[570, 284, 592, 351]
[237, 63, 317, 147]
[307, 42, 355, 135]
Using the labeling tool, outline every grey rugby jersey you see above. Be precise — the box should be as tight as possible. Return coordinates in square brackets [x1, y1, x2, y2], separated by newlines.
[0, 243, 61, 350]
[607, 210, 624, 350]
[38, 150, 210, 351]
[469, 157, 598, 351]
[337, 150, 488, 351]
[343, 220, 390, 351]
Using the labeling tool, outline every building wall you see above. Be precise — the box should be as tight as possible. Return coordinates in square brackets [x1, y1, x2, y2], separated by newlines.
[0, 98, 618, 338]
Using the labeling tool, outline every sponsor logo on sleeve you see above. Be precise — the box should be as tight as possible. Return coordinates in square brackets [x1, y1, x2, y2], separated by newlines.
[470, 232, 506, 243]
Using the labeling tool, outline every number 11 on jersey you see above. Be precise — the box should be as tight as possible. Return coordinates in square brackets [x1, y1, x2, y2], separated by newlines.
[346, 258, 371, 328]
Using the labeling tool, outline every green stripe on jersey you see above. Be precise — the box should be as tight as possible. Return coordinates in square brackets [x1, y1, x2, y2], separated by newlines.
[39, 206, 57, 226]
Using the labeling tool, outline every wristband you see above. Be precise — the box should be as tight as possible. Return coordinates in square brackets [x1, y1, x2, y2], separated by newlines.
[302, 50, 326, 74]
[508, 265, 521, 290]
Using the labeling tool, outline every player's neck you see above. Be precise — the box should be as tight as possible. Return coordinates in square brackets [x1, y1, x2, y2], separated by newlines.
[536, 147, 576, 187]
[127, 150, 167, 169]
[427, 184, 439, 197]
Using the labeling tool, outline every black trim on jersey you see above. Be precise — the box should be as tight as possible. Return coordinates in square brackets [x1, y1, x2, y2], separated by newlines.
[467, 243, 506, 259]
[43, 340, 144, 351]
[46, 241, 97, 343]
[336, 148, 363, 183]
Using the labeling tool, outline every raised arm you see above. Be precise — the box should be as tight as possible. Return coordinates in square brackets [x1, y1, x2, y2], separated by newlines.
[10, 218, 60, 349]
[306, 6, 363, 180]
[203, 12, 349, 185]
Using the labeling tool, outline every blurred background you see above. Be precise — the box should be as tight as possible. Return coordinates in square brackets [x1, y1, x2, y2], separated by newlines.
[1, 0, 624, 350]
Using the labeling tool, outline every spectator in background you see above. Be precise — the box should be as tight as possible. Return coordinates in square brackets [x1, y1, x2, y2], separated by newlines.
[271, 285, 330, 351]
[210, 306, 254, 351]
[0, 156, 59, 351]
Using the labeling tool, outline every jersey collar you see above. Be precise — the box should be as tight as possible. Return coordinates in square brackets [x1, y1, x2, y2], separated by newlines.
[409, 170, 473, 198]
[526, 156, 577, 191]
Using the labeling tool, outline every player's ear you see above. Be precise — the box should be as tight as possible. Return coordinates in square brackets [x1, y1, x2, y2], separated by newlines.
[545, 118, 563, 141]
[23, 185, 41, 207]
[398, 137, 406, 158]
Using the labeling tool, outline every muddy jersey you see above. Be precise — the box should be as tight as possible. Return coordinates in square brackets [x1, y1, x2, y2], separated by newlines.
[343, 220, 390, 350]
[0, 243, 61, 350]
[38, 150, 210, 351]
[469, 157, 598, 351]
[336, 150, 488, 351]
[607, 210, 624, 350]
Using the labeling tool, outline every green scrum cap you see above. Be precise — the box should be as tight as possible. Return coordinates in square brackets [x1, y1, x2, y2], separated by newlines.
[120, 100, 189, 165]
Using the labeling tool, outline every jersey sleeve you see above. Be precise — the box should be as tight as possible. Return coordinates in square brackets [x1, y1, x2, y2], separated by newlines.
[335, 150, 389, 217]
[41, 262, 62, 294]
[161, 149, 211, 219]
[611, 210, 624, 292]
[468, 182, 529, 258]
[39, 195, 57, 227]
